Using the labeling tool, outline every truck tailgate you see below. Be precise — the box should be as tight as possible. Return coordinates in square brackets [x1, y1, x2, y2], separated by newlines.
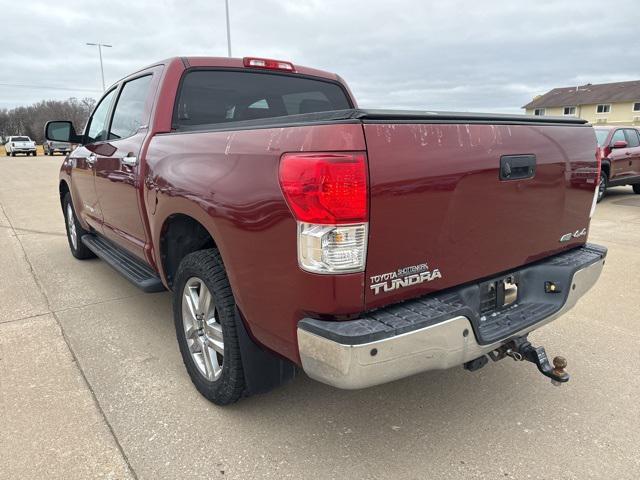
[362, 111, 598, 309]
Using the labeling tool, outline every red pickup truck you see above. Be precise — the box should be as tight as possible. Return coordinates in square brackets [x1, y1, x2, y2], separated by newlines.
[46, 56, 606, 405]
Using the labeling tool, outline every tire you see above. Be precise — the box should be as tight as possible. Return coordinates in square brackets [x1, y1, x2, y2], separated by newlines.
[597, 171, 608, 203]
[10, 152, 15, 157]
[62, 193, 95, 259]
[173, 249, 245, 405]
[633, 184, 640, 195]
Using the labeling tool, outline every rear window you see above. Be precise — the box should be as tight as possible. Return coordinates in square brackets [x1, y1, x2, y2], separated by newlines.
[13, 136, 30, 142]
[173, 70, 351, 129]
[594, 129, 609, 147]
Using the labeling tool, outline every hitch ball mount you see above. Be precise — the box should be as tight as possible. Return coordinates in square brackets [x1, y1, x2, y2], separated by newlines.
[488, 336, 570, 386]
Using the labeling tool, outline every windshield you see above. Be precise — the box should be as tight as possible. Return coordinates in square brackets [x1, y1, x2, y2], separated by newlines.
[594, 130, 609, 147]
[13, 136, 30, 142]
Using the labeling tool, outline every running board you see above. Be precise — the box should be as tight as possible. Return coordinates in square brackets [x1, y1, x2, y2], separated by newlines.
[81, 234, 165, 293]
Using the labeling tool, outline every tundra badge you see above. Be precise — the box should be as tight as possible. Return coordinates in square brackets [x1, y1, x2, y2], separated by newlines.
[370, 262, 442, 295]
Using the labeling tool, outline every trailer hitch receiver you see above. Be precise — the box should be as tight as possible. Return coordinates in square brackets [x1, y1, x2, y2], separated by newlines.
[489, 336, 570, 386]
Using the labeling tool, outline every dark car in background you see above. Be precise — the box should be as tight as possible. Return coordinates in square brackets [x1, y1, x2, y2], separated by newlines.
[43, 139, 71, 155]
[595, 125, 640, 201]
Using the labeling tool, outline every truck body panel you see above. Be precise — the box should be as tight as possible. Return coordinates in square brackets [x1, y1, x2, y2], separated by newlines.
[363, 119, 598, 308]
[145, 122, 368, 361]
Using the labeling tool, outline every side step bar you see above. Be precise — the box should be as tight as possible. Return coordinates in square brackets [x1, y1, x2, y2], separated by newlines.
[81, 234, 165, 293]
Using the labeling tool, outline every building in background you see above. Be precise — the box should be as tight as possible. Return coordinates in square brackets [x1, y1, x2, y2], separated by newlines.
[523, 80, 640, 125]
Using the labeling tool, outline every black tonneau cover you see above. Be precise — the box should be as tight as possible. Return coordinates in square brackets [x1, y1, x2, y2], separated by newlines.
[170, 108, 589, 134]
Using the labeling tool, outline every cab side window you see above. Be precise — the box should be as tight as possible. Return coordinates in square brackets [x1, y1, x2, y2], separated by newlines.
[624, 129, 640, 148]
[85, 89, 117, 144]
[109, 75, 153, 140]
[610, 129, 626, 145]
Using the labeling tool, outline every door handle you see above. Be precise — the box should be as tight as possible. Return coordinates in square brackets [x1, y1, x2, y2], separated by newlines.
[86, 153, 96, 165]
[625, 151, 631, 156]
[500, 154, 536, 180]
[121, 155, 138, 167]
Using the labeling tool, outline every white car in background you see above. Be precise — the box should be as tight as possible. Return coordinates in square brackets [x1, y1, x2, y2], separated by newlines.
[4, 136, 37, 156]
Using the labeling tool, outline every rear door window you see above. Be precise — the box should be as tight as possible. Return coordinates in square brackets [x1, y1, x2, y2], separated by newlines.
[173, 70, 351, 128]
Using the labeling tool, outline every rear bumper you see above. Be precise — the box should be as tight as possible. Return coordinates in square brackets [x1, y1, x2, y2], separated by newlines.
[297, 244, 606, 389]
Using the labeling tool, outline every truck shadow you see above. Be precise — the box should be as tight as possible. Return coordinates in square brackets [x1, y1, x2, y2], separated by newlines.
[224, 354, 564, 443]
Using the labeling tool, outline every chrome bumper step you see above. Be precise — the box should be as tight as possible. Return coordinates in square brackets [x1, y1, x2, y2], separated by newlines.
[297, 243, 606, 389]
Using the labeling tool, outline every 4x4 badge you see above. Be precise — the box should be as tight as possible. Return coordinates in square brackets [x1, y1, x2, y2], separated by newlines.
[560, 228, 587, 242]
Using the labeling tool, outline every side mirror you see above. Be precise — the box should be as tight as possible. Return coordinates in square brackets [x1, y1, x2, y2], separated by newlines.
[612, 140, 628, 149]
[45, 121, 83, 143]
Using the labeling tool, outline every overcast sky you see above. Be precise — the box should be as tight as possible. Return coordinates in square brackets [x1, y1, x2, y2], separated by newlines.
[1, 0, 638, 113]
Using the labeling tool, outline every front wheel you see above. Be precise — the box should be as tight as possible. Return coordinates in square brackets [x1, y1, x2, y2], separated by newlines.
[63, 193, 95, 259]
[173, 249, 246, 405]
[633, 184, 640, 194]
[597, 171, 608, 203]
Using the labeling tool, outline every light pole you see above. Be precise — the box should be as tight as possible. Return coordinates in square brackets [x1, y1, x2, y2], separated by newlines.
[86, 42, 112, 91]
[225, 0, 232, 57]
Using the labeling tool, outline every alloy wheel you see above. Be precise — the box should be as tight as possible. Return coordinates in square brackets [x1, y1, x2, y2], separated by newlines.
[66, 203, 78, 250]
[182, 277, 224, 381]
[598, 175, 606, 201]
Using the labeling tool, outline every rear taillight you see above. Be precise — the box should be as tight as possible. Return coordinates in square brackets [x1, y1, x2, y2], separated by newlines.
[243, 57, 295, 72]
[595, 147, 602, 186]
[279, 152, 368, 274]
[590, 147, 602, 218]
[279, 152, 367, 224]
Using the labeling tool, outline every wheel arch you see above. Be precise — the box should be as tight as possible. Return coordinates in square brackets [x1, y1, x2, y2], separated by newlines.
[59, 179, 70, 208]
[158, 213, 219, 290]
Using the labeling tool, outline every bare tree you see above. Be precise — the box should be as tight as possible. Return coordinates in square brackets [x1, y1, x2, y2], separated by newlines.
[0, 97, 96, 144]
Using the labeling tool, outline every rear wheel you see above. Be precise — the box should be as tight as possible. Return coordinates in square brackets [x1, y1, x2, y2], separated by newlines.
[597, 171, 608, 203]
[633, 184, 640, 194]
[63, 193, 95, 259]
[173, 249, 246, 405]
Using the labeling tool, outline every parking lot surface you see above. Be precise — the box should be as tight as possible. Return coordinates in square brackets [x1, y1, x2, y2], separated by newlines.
[1, 155, 639, 479]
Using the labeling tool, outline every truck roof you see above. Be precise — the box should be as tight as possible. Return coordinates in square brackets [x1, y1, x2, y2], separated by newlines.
[116, 56, 343, 86]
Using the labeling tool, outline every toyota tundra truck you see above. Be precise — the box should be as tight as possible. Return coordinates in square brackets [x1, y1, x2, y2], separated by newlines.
[46, 56, 606, 405]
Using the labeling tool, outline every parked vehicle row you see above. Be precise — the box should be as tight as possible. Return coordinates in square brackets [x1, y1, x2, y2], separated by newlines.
[595, 125, 640, 201]
[46, 56, 605, 406]
[4, 136, 37, 156]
